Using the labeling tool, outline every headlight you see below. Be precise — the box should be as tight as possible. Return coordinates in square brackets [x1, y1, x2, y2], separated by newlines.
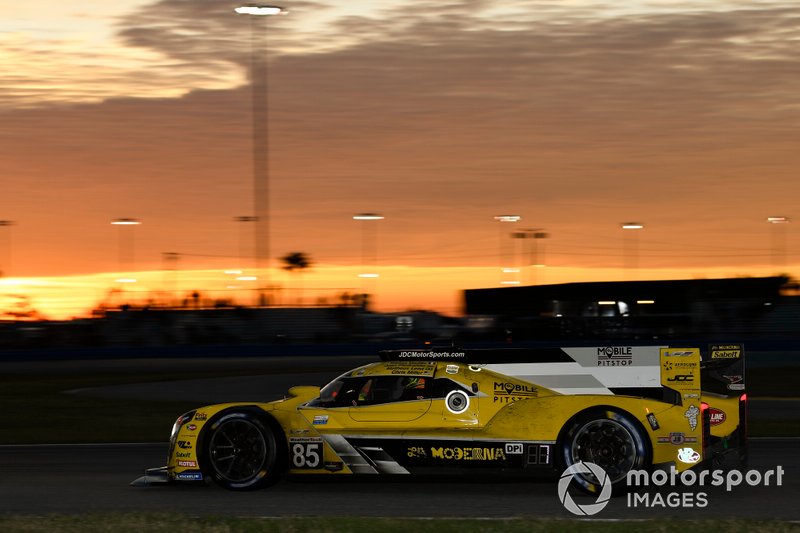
[170, 410, 196, 441]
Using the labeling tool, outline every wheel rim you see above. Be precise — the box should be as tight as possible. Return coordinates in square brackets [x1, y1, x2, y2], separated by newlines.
[570, 418, 638, 484]
[208, 418, 269, 483]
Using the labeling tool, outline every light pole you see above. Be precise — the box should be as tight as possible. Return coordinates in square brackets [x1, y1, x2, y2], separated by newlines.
[621, 222, 644, 280]
[353, 213, 384, 306]
[232, 215, 258, 305]
[512, 228, 548, 285]
[0, 220, 14, 278]
[235, 4, 286, 305]
[162, 252, 180, 308]
[767, 216, 790, 272]
[234, 215, 258, 277]
[111, 218, 141, 284]
[494, 215, 521, 285]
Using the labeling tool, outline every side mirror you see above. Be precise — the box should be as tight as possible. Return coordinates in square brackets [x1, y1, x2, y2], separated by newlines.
[287, 386, 322, 399]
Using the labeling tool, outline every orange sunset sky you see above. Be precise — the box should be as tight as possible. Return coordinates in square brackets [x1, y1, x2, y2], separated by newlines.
[2, 1, 800, 319]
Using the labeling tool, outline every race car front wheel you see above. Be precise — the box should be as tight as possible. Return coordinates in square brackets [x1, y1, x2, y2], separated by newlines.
[559, 408, 650, 495]
[203, 411, 281, 490]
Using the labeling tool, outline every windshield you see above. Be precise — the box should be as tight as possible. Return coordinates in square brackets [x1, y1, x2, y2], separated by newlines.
[306, 371, 362, 408]
[319, 379, 344, 404]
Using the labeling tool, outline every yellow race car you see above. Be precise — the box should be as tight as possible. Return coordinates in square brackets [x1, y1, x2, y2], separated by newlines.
[133, 345, 746, 495]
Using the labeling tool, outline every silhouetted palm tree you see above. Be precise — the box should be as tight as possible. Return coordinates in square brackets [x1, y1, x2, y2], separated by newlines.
[281, 252, 312, 272]
[281, 252, 313, 304]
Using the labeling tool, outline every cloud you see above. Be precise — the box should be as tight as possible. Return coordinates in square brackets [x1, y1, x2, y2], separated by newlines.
[2, 1, 800, 274]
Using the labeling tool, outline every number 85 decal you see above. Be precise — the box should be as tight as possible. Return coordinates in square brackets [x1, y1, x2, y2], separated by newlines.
[291, 441, 321, 468]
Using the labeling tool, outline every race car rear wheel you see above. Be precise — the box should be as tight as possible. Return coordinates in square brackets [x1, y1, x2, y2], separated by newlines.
[203, 411, 280, 490]
[559, 408, 650, 495]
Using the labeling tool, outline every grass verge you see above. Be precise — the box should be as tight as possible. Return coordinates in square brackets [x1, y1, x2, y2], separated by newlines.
[0, 515, 797, 533]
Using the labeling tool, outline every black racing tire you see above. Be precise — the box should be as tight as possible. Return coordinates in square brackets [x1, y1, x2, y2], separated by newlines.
[201, 411, 282, 491]
[558, 408, 651, 495]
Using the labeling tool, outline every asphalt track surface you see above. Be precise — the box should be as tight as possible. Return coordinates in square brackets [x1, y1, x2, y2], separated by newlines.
[0, 440, 797, 519]
[2, 355, 799, 519]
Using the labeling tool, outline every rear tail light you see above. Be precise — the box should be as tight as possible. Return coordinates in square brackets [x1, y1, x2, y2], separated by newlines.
[700, 402, 710, 459]
[739, 393, 748, 446]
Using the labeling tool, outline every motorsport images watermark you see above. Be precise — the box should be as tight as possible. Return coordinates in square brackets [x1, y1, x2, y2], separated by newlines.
[557, 462, 612, 516]
[558, 462, 785, 516]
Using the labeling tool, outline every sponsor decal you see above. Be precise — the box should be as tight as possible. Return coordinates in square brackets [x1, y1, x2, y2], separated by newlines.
[384, 361, 437, 376]
[710, 344, 742, 359]
[177, 440, 192, 449]
[398, 351, 466, 359]
[558, 462, 612, 516]
[176, 451, 192, 459]
[324, 461, 343, 472]
[664, 350, 694, 357]
[290, 436, 323, 443]
[407, 446, 427, 459]
[445, 364, 459, 375]
[505, 443, 524, 455]
[312, 415, 329, 426]
[683, 393, 700, 400]
[663, 360, 698, 371]
[708, 408, 726, 426]
[186, 424, 197, 431]
[177, 460, 197, 468]
[194, 412, 208, 421]
[430, 446, 506, 461]
[657, 432, 698, 445]
[646, 413, 660, 430]
[175, 472, 203, 481]
[397, 351, 428, 358]
[493, 382, 537, 403]
[597, 346, 632, 366]
[723, 374, 745, 391]
[684, 404, 700, 431]
[667, 374, 694, 382]
[677, 447, 701, 464]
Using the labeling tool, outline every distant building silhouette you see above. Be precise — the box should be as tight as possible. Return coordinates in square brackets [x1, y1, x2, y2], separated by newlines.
[464, 276, 794, 340]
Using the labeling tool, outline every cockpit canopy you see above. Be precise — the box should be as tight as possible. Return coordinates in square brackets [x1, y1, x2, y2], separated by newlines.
[308, 364, 473, 408]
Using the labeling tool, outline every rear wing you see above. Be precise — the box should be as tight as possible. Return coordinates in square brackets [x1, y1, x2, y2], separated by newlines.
[701, 344, 746, 396]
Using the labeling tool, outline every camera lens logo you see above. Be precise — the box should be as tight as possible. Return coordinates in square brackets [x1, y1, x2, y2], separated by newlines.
[557, 462, 612, 516]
